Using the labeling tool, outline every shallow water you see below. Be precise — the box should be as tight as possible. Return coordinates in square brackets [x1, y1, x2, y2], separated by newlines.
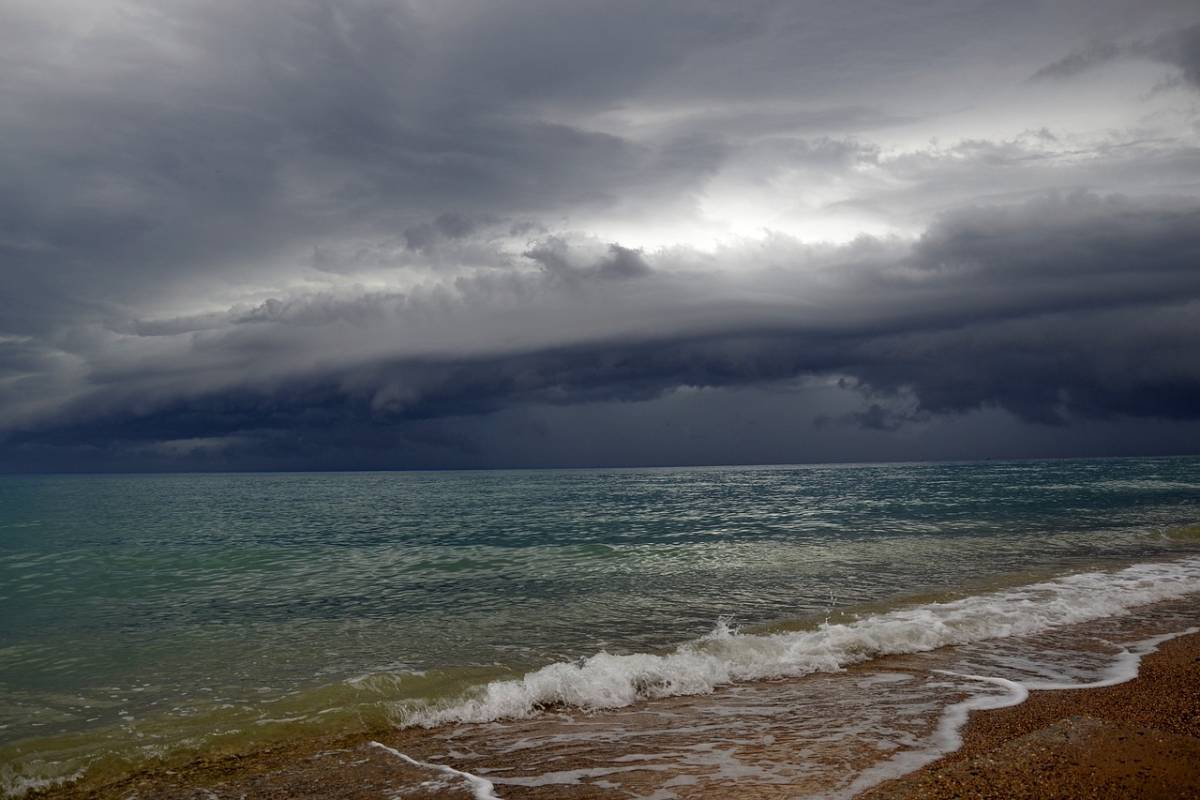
[376, 601, 1198, 800]
[1, 456, 1199, 795]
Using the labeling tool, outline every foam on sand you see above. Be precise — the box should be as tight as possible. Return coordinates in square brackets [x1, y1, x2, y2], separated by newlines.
[834, 625, 1199, 798]
[368, 741, 501, 800]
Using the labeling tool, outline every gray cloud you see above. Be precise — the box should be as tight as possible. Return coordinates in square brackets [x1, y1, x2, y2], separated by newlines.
[2, 1, 1199, 470]
[4, 191, 1199, 469]
[1032, 41, 1125, 81]
[1033, 22, 1200, 89]
[0, 0, 745, 330]
[1142, 22, 1200, 88]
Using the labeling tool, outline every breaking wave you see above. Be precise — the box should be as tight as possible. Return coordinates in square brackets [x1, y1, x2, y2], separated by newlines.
[406, 557, 1200, 726]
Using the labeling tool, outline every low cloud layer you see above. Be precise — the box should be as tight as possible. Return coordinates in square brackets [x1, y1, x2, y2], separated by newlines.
[2, 1, 1199, 470]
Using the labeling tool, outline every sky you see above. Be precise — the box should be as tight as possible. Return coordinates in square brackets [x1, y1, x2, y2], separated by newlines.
[1, 0, 1199, 471]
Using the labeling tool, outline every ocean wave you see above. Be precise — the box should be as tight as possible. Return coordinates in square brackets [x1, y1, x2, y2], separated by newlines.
[0, 767, 84, 800]
[1093, 480, 1200, 491]
[405, 557, 1200, 726]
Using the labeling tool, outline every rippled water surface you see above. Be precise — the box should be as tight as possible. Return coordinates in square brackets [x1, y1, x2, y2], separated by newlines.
[1, 457, 1199, 794]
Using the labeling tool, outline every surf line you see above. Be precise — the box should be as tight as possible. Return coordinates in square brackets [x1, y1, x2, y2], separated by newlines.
[369, 740, 502, 800]
[1021, 626, 1200, 691]
[941, 626, 1200, 694]
[835, 625, 1199, 800]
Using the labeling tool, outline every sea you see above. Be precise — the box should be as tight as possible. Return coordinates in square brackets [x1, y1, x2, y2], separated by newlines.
[1, 456, 1199, 798]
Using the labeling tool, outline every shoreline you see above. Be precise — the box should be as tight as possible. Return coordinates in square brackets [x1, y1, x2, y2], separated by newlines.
[19, 628, 1200, 799]
[858, 629, 1200, 799]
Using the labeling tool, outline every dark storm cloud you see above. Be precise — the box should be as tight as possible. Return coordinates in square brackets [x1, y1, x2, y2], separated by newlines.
[1033, 22, 1200, 89]
[2, 0, 1200, 470]
[4, 191, 1199, 470]
[1032, 41, 1125, 81]
[1145, 23, 1200, 88]
[523, 239, 652, 281]
[0, 0, 750, 328]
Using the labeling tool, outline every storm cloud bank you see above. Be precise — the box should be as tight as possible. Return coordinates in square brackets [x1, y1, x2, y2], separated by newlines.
[2, 0, 1199, 470]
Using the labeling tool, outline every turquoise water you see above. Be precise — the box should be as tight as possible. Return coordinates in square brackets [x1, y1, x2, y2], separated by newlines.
[1, 457, 1199, 792]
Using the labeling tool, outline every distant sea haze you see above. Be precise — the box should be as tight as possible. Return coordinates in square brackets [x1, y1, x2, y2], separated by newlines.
[1, 456, 1199, 796]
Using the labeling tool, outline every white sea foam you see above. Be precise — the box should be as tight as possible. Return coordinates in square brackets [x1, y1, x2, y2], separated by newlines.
[407, 557, 1200, 727]
[368, 741, 501, 800]
[831, 625, 1198, 799]
[1023, 626, 1199, 691]
[832, 673, 1030, 799]
[0, 767, 85, 799]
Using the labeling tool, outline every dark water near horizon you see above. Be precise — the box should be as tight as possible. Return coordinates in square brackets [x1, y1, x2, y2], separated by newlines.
[2, 456, 1199, 796]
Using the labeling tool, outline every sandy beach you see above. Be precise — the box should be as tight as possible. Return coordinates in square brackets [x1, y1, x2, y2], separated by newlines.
[23, 628, 1200, 800]
[860, 630, 1200, 799]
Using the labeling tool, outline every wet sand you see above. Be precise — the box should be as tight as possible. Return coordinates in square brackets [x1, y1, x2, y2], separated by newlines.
[861, 630, 1200, 799]
[25, 631, 1200, 800]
